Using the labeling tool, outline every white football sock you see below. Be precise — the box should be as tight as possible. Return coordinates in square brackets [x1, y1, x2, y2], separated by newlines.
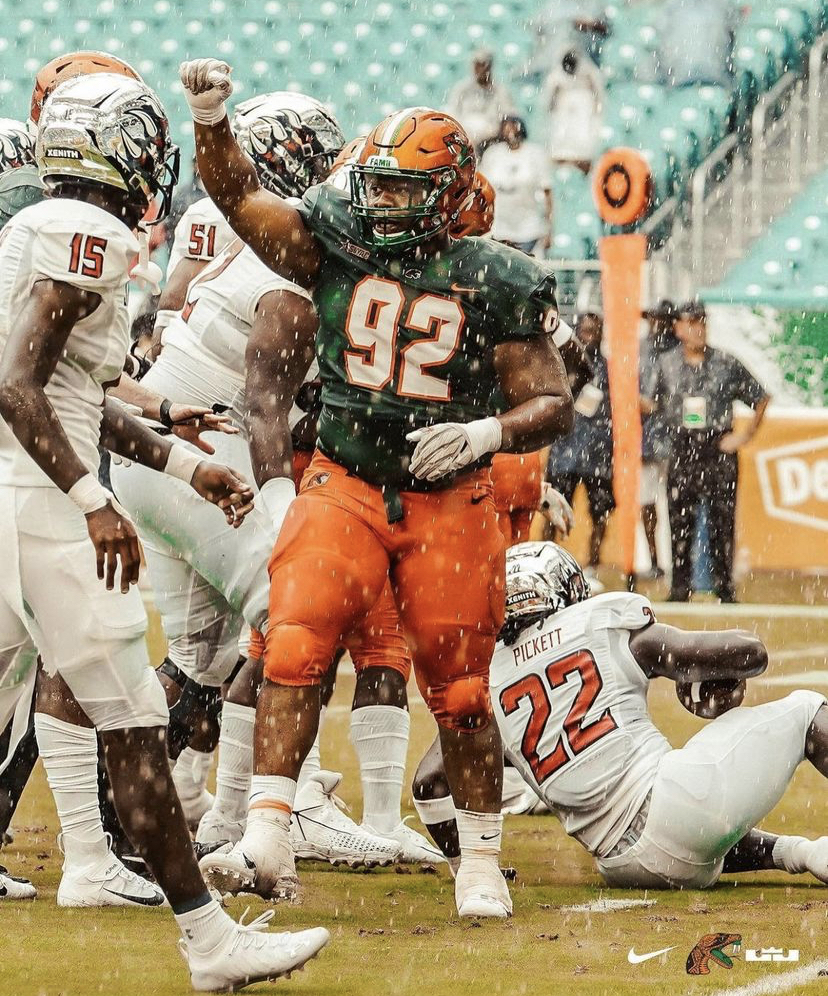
[456, 809, 503, 867]
[213, 702, 254, 819]
[175, 898, 236, 955]
[246, 775, 295, 847]
[172, 746, 213, 806]
[350, 705, 409, 833]
[34, 714, 108, 868]
[772, 835, 812, 873]
[296, 706, 326, 795]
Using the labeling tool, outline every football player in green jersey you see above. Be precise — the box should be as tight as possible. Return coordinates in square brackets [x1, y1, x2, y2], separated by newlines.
[181, 58, 574, 918]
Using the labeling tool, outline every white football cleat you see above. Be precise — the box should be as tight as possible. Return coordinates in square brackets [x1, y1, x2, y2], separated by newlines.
[181, 908, 330, 992]
[199, 832, 298, 901]
[57, 852, 166, 908]
[291, 771, 401, 867]
[0, 865, 36, 900]
[196, 808, 246, 848]
[455, 857, 512, 918]
[361, 817, 446, 864]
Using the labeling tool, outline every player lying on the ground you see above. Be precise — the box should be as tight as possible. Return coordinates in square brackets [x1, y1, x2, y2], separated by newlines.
[413, 541, 828, 889]
[0, 71, 331, 989]
[181, 59, 575, 919]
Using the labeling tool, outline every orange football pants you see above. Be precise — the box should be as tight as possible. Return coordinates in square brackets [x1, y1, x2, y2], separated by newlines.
[491, 451, 543, 546]
[264, 451, 506, 731]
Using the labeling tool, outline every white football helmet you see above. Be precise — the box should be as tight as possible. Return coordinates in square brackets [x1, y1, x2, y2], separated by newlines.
[231, 91, 344, 198]
[502, 542, 589, 642]
[36, 73, 179, 220]
[0, 118, 36, 175]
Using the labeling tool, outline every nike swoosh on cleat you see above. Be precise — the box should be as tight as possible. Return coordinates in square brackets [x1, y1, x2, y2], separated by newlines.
[103, 888, 165, 907]
[242, 853, 257, 870]
[627, 946, 676, 964]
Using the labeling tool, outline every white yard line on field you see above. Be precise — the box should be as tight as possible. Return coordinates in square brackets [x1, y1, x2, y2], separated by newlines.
[656, 603, 828, 620]
[694, 958, 828, 996]
[769, 646, 828, 662]
[561, 898, 657, 913]
[762, 669, 828, 686]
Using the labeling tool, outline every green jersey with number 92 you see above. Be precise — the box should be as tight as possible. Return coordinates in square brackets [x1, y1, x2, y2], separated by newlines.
[296, 183, 559, 489]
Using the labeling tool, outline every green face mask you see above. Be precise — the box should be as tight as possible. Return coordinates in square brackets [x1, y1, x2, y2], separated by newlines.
[350, 163, 458, 251]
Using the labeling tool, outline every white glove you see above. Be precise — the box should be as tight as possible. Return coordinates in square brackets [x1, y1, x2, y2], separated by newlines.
[539, 483, 575, 536]
[258, 477, 296, 536]
[406, 417, 502, 482]
[179, 59, 234, 125]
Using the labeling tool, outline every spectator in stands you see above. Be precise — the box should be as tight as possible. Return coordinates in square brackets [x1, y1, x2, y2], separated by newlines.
[546, 310, 614, 581]
[541, 47, 605, 172]
[446, 49, 516, 154]
[481, 115, 553, 256]
[642, 300, 770, 603]
[637, 300, 678, 581]
[655, 0, 739, 88]
[524, 0, 611, 80]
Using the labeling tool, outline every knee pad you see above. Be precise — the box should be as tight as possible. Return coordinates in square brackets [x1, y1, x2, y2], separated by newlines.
[263, 623, 331, 686]
[422, 675, 493, 733]
[156, 656, 187, 691]
[167, 678, 223, 759]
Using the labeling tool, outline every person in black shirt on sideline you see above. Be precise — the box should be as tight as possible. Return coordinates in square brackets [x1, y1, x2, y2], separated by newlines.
[642, 301, 769, 603]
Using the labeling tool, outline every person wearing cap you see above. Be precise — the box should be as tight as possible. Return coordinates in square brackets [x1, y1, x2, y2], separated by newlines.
[637, 300, 679, 581]
[641, 300, 770, 603]
[446, 49, 516, 154]
[546, 309, 614, 582]
[481, 115, 553, 256]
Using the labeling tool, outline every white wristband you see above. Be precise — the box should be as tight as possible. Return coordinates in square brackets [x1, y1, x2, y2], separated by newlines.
[258, 477, 296, 535]
[190, 106, 229, 126]
[153, 309, 177, 339]
[466, 416, 503, 460]
[164, 444, 203, 484]
[68, 474, 109, 515]
[552, 319, 574, 349]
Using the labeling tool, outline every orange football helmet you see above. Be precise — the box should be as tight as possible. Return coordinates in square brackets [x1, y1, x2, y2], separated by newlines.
[452, 170, 495, 238]
[30, 51, 142, 125]
[351, 106, 475, 249]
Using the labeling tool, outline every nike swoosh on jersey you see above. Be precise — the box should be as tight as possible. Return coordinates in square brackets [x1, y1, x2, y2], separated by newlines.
[627, 946, 676, 964]
[103, 887, 165, 907]
[450, 283, 481, 296]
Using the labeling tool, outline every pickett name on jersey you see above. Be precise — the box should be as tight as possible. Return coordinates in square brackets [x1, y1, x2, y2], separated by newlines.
[511, 626, 565, 667]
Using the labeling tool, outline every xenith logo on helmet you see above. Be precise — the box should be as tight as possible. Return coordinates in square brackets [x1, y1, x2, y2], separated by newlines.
[45, 147, 82, 159]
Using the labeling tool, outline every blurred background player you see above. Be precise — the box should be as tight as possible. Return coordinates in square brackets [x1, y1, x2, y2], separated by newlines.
[181, 61, 574, 919]
[546, 309, 614, 586]
[414, 542, 828, 890]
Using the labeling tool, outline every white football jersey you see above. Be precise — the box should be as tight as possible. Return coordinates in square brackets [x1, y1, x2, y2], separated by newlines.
[166, 196, 235, 278]
[144, 237, 314, 431]
[0, 199, 138, 487]
[491, 592, 671, 858]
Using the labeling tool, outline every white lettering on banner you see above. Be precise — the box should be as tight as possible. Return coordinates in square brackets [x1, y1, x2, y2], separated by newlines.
[755, 434, 828, 533]
[776, 458, 828, 506]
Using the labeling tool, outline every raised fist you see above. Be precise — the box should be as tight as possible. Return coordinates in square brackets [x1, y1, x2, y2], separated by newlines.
[179, 59, 233, 125]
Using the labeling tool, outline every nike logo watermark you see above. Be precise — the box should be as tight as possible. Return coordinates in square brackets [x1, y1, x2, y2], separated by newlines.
[103, 887, 165, 907]
[480, 832, 501, 841]
[627, 946, 676, 964]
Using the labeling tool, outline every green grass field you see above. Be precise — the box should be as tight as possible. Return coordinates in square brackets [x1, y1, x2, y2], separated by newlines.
[4, 592, 828, 996]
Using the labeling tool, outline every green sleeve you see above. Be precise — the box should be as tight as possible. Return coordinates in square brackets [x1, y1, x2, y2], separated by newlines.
[489, 253, 559, 344]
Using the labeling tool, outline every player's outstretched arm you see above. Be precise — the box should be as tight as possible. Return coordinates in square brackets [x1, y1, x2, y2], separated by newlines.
[179, 59, 321, 287]
[628, 622, 769, 683]
[243, 289, 317, 531]
[101, 398, 254, 528]
[494, 333, 574, 452]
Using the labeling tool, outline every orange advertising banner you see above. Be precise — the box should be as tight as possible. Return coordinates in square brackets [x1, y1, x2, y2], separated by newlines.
[736, 409, 828, 572]
[599, 233, 646, 578]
